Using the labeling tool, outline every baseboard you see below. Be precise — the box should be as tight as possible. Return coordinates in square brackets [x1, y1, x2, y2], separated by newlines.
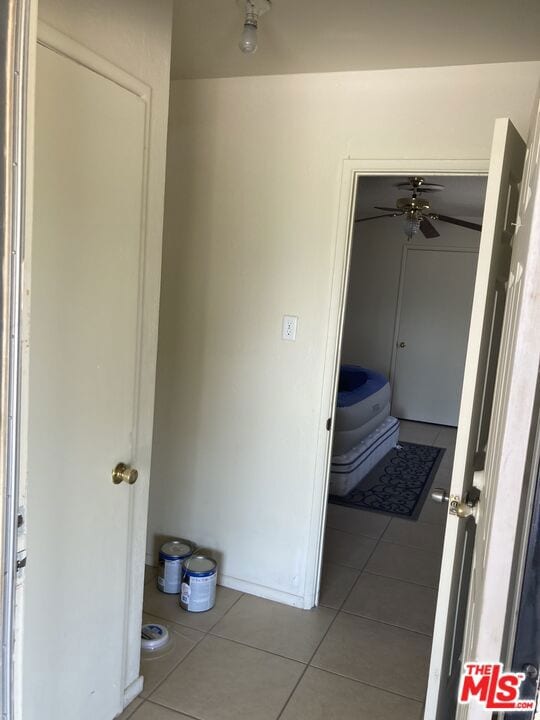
[144, 556, 312, 609]
[219, 573, 309, 608]
[123, 675, 144, 708]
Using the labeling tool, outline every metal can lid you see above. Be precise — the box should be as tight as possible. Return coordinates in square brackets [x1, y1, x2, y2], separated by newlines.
[160, 539, 193, 560]
[183, 554, 217, 576]
[141, 623, 169, 651]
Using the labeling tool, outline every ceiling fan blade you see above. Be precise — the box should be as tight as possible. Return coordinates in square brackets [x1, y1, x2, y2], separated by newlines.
[431, 213, 482, 232]
[355, 213, 399, 223]
[374, 205, 401, 212]
[419, 217, 440, 239]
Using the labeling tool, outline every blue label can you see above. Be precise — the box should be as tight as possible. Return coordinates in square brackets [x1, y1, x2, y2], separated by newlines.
[158, 539, 194, 594]
[180, 554, 217, 612]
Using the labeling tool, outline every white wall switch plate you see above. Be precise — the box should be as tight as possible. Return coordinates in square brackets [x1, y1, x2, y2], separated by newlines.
[282, 315, 298, 341]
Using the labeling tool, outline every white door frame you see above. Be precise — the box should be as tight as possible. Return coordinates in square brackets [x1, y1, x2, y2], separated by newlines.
[1, 2, 34, 719]
[304, 159, 489, 608]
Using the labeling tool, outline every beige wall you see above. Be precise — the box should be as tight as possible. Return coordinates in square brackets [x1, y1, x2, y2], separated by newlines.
[149, 61, 540, 606]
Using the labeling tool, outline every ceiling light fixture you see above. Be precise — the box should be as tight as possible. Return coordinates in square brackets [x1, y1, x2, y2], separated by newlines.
[237, 0, 271, 55]
[403, 212, 422, 239]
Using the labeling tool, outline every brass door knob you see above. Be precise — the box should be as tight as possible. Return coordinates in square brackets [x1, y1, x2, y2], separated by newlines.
[112, 462, 138, 485]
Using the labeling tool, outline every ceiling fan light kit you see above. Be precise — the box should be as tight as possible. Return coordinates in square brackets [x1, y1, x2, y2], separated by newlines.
[403, 214, 422, 239]
[355, 176, 483, 240]
[237, 0, 271, 54]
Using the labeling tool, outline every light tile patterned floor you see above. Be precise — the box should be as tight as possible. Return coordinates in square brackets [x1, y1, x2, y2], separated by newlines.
[119, 422, 455, 720]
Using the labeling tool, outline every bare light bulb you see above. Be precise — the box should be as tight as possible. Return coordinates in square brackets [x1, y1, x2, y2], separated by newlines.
[239, 13, 258, 53]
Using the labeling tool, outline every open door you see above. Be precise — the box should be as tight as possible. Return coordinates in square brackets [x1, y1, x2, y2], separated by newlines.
[425, 118, 526, 719]
[457, 93, 540, 720]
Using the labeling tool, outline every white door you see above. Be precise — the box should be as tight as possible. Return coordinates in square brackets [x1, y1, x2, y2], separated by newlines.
[22, 39, 148, 720]
[392, 247, 478, 426]
[425, 118, 526, 719]
[457, 93, 540, 720]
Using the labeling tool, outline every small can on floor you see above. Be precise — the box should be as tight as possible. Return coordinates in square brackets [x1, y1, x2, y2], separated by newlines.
[180, 554, 217, 612]
[157, 539, 195, 594]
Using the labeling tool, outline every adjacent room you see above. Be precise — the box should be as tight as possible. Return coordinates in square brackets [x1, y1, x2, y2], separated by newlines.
[318, 174, 486, 703]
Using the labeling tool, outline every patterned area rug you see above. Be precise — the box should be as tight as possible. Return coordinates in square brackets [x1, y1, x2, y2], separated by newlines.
[329, 441, 445, 520]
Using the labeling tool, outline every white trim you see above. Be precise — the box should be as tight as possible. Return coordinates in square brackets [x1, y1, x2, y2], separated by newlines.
[305, 158, 490, 609]
[123, 676, 144, 710]
[33, 22, 154, 709]
[2, 4, 34, 720]
[144, 561, 307, 609]
[219, 574, 305, 608]
[143, 556, 306, 607]
[37, 22, 149, 100]
[13, 4, 37, 718]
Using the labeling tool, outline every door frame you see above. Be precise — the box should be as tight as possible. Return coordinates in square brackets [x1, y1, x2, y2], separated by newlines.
[304, 159, 489, 608]
[388, 244, 480, 422]
[1, 2, 34, 719]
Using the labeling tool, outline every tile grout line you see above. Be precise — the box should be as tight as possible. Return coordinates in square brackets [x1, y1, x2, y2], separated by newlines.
[141, 590, 246, 702]
[312, 491, 432, 707]
[143, 588, 246, 636]
[314, 428, 451, 714]
[360, 568, 441, 590]
[331, 528, 386, 612]
[326, 560, 440, 590]
[276, 428, 448, 716]
[361, 567, 439, 590]
[296, 423, 453, 716]
[145, 611, 315, 667]
[328, 532, 445, 557]
[306, 664, 427, 706]
[140, 627, 206, 702]
[273, 613, 339, 720]
[205, 590, 246, 633]
[203, 630, 313, 665]
[329, 515, 443, 537]
[337, 607, 435, 638]
[275, 525, 385, 719]
[146, 696, 203, 719]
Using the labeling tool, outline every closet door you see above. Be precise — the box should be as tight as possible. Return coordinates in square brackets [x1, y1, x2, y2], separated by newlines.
[22, 32, 149, 720]
[391, 247, 478, 425]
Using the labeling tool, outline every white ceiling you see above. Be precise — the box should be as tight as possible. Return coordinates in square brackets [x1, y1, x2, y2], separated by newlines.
[171, 0, 540, 80]
[355, 176, 488, 221]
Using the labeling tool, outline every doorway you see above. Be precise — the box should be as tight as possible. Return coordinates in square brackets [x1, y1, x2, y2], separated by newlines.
[313, 169, 487, 705]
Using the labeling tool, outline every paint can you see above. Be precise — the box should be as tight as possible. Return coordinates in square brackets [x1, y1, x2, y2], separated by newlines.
[157, 539, 194, 594]
[180, 554, 217, 613]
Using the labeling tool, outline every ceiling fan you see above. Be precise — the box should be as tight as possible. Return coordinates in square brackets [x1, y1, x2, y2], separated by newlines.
[355, 177, 483, 240]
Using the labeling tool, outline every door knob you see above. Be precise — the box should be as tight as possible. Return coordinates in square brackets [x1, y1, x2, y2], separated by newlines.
[449, 487, 481, 519]
[399, 341, 406, 348]
[112, 462, 138, 485]
[431, 488, 449, 504]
